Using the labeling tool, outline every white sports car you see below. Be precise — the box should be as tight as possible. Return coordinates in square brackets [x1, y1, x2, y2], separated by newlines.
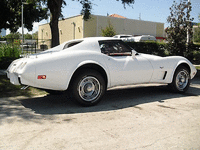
[7, 37, 197, 106]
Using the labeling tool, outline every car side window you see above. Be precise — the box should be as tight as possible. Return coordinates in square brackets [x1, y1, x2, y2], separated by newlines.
[63, 41, 82, 50]
[99, 40, 132, 56]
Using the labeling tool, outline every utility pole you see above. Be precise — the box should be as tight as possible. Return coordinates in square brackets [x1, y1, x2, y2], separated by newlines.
[21, 2, 28, 54]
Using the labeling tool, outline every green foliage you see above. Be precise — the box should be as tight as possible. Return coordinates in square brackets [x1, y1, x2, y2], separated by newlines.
[0, 0, 48, 32]
[126, 42, 167, 57]
[101, 22, 116, 37]
[5, 32, 21, 39]
[32, 31, 38, 40]
[126, 41, 200, 64]
[165, 0, 193, 56]
[4, 32, 21, 44]
[24, 33, 32, 39]
[0, 44, 21, 58]
[0, 44, 21, 69]
[192, 50, 200, 64]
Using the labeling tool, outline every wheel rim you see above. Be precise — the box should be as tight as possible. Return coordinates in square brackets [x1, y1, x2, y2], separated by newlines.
[175, 70, 189, 91]
[78, 76, 101, 102]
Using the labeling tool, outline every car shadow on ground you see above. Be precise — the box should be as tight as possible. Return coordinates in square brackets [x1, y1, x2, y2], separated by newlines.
[19, 81, 200, 115]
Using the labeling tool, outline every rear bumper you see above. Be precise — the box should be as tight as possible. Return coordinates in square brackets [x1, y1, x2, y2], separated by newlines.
[7, 70, 21, 85]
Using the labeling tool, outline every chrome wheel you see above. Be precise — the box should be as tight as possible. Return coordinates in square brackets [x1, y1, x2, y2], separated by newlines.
[169, 66, 190, 93]
[78, 76, 101, 102]
[175, 69, 189, 91]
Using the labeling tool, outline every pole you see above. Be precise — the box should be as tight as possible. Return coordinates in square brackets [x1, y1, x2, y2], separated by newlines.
[21, 2, 24, 54]
[186, 0, 190, 45]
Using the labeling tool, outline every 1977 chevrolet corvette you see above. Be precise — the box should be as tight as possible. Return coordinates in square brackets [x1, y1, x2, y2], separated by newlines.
[7, 37, 197, 106]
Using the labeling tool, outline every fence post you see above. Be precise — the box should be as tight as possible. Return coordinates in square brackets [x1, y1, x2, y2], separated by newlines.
[12, 38, 14, 58]
[35, 42, 36, 53]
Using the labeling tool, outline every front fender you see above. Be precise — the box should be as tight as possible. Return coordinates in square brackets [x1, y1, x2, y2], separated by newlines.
[169, 59, 197, 83]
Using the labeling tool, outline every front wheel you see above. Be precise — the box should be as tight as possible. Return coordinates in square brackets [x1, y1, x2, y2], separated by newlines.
[169, 66, 190, 93]
[71, 70, 106, 106]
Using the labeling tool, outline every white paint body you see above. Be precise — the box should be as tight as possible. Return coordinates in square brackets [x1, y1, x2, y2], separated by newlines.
[7, 37, 197, 91]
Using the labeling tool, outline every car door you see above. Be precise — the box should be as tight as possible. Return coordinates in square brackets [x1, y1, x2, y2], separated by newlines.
[99, 40, 153, 87]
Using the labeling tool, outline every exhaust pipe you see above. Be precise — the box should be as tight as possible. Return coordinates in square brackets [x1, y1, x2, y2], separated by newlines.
[21, 86, 29, 90]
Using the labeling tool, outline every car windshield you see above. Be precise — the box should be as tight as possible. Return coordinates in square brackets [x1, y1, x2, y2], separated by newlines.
[120, 36, 132, 38]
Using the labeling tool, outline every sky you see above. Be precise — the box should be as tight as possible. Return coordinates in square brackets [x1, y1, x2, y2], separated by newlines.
[8, 0, 200, 35]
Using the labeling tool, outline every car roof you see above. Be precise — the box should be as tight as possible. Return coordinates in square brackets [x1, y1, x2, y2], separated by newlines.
[66, 37, 119, 43]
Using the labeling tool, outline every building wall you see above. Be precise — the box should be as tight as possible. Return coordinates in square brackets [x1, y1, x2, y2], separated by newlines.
[38, 14, 164, 48]
[38, 23, 52, 49]
[59, 15, 83, 43]
[84, 15, 164, 38]
[38, 15, 84, 48]
[83, 16, 97, 37]
[156, 23, 164, 37]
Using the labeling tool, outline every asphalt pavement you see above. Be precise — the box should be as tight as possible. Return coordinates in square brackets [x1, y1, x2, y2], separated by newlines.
[0, 77, 200, 150]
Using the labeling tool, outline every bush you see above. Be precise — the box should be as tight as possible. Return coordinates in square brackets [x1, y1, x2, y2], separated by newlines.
[0, 44, 21, 69]
[193, 51, 200, 64]
[126, 42, 200, 65]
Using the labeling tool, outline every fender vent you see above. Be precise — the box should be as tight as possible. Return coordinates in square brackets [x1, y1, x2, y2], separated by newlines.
[163, 71, 167, 80]
[18, 77, 23, 85]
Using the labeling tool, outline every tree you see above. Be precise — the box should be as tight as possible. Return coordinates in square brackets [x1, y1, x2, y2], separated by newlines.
[42, 0, 135, 47]
[24, 33, 33, 39]
[5, 32, 21, 39]
[32, 31, 38, 40]
[199, 14, 200, 21]
[4, 32, 21, 43]
[101, 21, 116, 37]
[165, 0, 193, 56]
[0, 0, 48, 32]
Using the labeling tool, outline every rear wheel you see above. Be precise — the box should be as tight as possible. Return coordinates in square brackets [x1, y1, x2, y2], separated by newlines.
[71, 69, 106, 106]
[169, 66, 190, 93]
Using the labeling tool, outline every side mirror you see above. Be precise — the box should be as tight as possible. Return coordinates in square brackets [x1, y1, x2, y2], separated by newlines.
[132, 50, 137, 58]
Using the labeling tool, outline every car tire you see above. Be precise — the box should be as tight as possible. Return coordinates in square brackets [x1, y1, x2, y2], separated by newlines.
[169, 66, 190, 93]
[71, 69, 106, 106]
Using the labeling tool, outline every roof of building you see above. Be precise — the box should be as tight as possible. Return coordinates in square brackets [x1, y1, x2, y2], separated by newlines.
[109, 14, 126, 19]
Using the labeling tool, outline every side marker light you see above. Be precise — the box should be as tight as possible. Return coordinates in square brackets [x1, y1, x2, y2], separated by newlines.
[38, 75, 46, 79]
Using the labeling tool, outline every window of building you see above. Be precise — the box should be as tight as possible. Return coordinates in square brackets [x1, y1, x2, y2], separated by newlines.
[98, 40, 132, 56]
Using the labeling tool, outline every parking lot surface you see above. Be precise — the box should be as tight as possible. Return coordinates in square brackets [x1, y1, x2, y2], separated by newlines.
[0, 78, 200, 150]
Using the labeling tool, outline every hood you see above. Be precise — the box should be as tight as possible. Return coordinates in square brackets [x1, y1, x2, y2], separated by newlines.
[140, 53, 163, 60]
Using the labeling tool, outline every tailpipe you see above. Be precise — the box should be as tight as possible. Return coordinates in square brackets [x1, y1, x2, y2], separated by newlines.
[21, 86, 29, 90]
